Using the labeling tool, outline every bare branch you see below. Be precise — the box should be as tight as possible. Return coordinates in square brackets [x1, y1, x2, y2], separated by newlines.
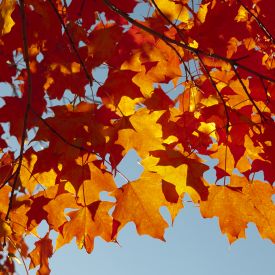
[5, 0, 32, 220]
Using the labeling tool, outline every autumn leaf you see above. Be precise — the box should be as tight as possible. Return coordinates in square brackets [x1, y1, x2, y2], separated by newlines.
[56, 201, 114, 253]
[0, 185, 11, 214]
[200, 176, 275, 243]
[0, 0, 16, 36]
[115, 108, 165, 157]
[0, 219, 12, 238]
[141, 155, 188, 196]
[153, 0, 189, 23]
[112, 171, 183, 240]
[29, 233, 53, 275]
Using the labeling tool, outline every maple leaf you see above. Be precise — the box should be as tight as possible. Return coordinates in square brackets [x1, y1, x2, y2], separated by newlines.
[142, 155, 188, 196]
[115, 108, 165, 157]
[0, 0, 16, 36]
[112, 171, 183, 240]
[153, 0, 189, 23]
[200, 175, 275, 243]
[18, 153, 57, 194]
[29, 233, 53, 275]
[0, 185, 11, 216]
[56, 201, 115, 253]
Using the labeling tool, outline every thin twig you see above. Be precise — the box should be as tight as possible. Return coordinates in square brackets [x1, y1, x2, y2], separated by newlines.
[5, 0, 32, 221]
[7, 237, 29, 275]
[0, 170, 16, 190]
[197, 54, 230, 133]
[47, 0, 99, 102]
[237, 0, 274, 44]
[231, 65, 266, 121]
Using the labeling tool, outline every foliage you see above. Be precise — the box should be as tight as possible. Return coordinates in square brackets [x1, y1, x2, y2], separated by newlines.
[0, 0, 274, 273]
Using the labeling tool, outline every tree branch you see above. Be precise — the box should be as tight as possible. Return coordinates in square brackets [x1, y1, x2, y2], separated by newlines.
[231, 65, 267, 121]
[5, 0, 32, 221]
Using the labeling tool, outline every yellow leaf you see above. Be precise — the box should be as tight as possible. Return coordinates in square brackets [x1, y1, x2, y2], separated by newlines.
[211, 144, 235, 175]
[154, 0, 189, 23]
[56, 202, 114, 253]
[0, 185, 11, 214]
[117, 96, 142, 116]
[115, 109, 165, 157]
[19, 154, 57, 193]
[188, 39, 198, 48]
[112, 172, 169, 240]
[235, 6, 248, 22]
[141, 155, 188, 195]
[198, 122, 217, 139]
[121, 41, 181, 96]
[227, 78, 251, 108]
[0, 219, 12, 237]
[197, 3, 210, 23]
[201, 176, 275, 243]
[163, 135, 178, 144]
[76, 162, 116, 205]
[0, 0, 16, 36]
[236, 134, 264, 173]
[200, 95, 219, 107]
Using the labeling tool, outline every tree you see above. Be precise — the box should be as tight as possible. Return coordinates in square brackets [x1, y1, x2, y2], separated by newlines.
[0, 0, 274, 273]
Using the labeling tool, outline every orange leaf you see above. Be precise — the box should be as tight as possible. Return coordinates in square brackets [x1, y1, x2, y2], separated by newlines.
[112, 171, 182, 240]
[56, 201, 114, 253]
[29, 233, 53, 275]
[201, 176, 275, 243]
[0, 0, 16, 36]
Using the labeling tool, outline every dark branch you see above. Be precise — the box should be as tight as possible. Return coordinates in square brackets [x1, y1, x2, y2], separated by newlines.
[5, 0, 32, 220]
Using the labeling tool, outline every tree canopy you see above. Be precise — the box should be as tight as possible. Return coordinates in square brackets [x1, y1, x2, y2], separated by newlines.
[0, 0, 274, 273]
